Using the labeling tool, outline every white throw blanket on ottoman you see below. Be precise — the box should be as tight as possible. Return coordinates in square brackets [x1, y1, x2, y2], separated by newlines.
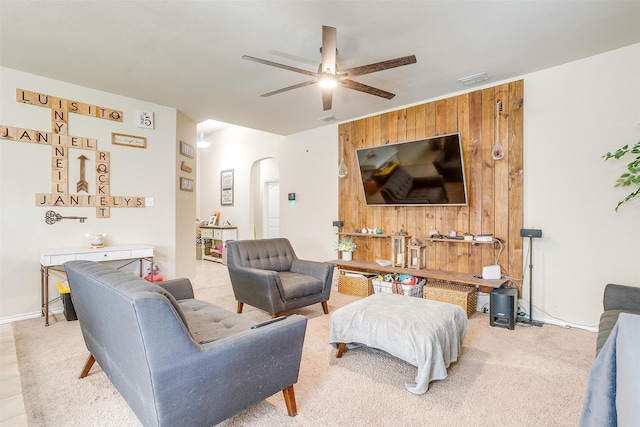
[329, 292, 468, 394]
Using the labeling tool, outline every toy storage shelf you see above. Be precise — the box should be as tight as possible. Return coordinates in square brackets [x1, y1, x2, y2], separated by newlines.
[200, 226, 237, 263]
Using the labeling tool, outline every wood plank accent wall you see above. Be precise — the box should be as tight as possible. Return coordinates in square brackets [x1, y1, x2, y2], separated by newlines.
[337, 80, 524, 292]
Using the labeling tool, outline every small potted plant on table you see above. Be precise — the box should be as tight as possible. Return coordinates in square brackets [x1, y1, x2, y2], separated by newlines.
[337, 236, 357, 261]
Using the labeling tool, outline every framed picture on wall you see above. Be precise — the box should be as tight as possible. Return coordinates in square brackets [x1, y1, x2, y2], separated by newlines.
[112, 132, 147, 149]
[221, 169, 234, 206]
[179, 177, 193, 192]
[179, 140, 194, 159]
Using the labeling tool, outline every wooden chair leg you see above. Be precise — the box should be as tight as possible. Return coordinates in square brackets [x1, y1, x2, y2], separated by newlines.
[236, 301, 244, 314]
[282, 385, 297, 417]
[79, 354, 95, 379]
[336, 342, 346, 358]
[321, 301, 329, 314]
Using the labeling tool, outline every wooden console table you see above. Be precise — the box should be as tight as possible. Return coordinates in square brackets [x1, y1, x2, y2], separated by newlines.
[40, 244, 154, 326]
[330, 259, 508, 292]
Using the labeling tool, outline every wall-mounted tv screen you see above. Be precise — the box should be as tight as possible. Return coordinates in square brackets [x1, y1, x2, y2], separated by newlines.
[355, 133, 468, 206]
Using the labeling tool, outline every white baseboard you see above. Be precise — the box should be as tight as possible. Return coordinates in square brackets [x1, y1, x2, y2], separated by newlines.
[532, 315, 598, 333]
[0, 308, 63, 325]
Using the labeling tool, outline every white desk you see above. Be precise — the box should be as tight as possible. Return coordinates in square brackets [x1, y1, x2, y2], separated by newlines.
[40, 244, 154, 326]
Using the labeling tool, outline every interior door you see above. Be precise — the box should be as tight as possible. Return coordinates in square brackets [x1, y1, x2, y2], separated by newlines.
[265, 181, 280, 238]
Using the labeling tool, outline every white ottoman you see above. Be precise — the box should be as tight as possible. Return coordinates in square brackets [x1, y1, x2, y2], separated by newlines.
[329, 292, 467, 394]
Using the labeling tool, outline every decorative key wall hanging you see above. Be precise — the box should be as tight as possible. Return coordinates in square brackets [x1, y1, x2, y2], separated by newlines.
[1, 89, 146, 219]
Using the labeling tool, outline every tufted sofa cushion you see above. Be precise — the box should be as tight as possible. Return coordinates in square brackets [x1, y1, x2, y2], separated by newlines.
[233, 238, 295, 271]
[178, 299, 255, 344]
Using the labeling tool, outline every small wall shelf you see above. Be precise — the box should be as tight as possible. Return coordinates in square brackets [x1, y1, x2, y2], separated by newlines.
[330, 259, 508, 291]
[338, 232, 391, 238]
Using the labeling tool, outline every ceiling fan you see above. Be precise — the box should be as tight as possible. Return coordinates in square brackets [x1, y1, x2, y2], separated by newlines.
[242, 25, 417, 111]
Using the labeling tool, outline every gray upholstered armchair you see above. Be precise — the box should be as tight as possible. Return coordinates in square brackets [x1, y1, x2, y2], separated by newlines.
[226, 238, 334, 317]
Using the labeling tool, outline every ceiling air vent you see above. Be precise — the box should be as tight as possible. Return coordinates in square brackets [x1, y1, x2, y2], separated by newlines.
[319, 115, 337, 122]
[458, 72, 490, 86]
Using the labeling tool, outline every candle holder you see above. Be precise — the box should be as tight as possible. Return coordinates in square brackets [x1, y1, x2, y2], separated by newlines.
[407, 243, 426, 270]
[391, 234, 411, 267]
[90, 233, 105, 248]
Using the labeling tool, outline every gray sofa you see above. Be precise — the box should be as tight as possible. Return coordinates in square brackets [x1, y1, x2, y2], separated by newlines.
[226, 238, 334, 317]
[64, 260, 308, 427]
[596, 283, 640, 355]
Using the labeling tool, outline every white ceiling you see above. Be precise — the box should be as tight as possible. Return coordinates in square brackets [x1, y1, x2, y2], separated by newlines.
[1, 1, 639, 136]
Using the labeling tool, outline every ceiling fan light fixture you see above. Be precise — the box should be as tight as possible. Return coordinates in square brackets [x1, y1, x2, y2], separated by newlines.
[242, 25, 416, 110]
[196, 131, 210, 149]
[318, 74, 338, 89]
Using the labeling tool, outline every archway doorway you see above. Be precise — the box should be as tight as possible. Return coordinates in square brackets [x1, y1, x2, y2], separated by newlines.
[250, 158, 279, 239]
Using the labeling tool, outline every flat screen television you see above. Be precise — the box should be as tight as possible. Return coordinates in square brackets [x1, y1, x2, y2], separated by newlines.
[355, 133, 468, 206]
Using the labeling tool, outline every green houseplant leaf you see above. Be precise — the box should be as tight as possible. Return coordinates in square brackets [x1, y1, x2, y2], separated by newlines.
[603, 141, 640, 211]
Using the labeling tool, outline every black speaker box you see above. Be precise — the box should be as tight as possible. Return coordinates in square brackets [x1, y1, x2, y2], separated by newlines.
[490, 287, 518, 330]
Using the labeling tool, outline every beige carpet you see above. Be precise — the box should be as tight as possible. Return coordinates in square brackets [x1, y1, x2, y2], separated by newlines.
[14, 261, 595, 426]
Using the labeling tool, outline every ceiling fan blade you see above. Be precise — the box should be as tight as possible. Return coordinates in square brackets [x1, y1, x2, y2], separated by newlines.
[242, 55, 318, 78]
[260, 80, 317, 97]
[322, 87, 333, 111]
[341, 80, 396, 99]
[321, 25, 337, 74]
[339, 55, 417, 79]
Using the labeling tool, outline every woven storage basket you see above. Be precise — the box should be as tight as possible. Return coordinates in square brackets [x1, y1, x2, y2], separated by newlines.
[423, 281, 477, 318]
[338, 270, 374, 297]
[372, 279, 426, 297]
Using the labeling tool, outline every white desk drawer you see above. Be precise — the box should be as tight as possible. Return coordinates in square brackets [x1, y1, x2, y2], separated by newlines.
[213, 229, 222, 239]
[79, 250, 132, 261]
[131, 248, 154, 258]
[46, 254, 77, 265]
[201, 229, 214, 239]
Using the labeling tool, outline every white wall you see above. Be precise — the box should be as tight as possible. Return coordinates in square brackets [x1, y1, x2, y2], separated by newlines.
[196, 125, 285, 240]
[0, 67, 182, 321]
[175, 112, 197, 279]
[278, 126, 340, 260]
[197, 124, 339, 261]
[523, 43, 640, 328]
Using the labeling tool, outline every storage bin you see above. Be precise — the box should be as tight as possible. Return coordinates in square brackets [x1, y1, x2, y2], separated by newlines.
[372, 279, 425, 297]
[56, 281, 77, 321]
[338, 270, 375, 297]
[423, 280, 477, 318]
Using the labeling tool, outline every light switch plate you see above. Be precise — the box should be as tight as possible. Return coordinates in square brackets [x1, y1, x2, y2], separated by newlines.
[137, 110, 154, 129]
